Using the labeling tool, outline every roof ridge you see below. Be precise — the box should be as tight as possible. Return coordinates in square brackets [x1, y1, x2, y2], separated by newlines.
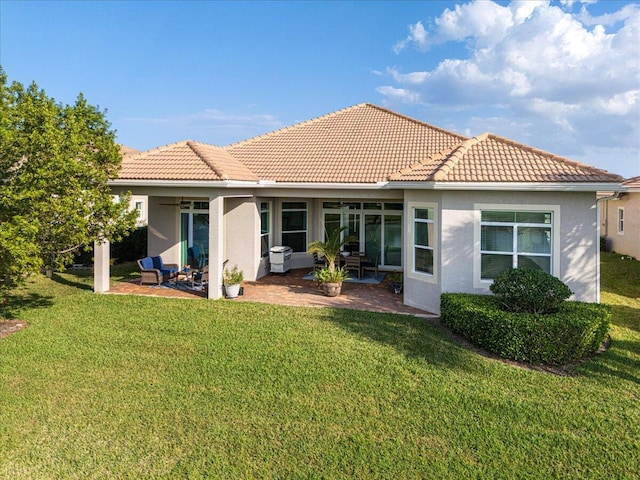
[432, 133, 489, 181]
[484, 133, 624, 180]
[225, 103, 369, 148]
[387, 148, 453, 181]
[124, 139, 192, 160]
[364, 103, 467, 141]
[187, 140, 229, 180]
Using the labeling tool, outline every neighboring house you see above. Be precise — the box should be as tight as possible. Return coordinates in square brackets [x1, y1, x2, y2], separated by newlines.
[101, 104, 623, 314]
[601, 176, 640, 259]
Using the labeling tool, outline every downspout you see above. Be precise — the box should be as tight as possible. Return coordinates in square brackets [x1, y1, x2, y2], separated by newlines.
[595, 192, 623, 303]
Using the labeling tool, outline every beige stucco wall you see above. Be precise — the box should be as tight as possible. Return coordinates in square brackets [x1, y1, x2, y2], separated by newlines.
[147, 196, 181, 265]
[403, 190, 599, 315]
[602, 193, 640, 259]
[224, 197, 261, 281]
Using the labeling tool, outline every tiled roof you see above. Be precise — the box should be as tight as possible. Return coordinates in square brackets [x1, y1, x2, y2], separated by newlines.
[118, 140, 259, 181]
[225, 103, 466, 183]
[622, 176, 640, 189]
[119, 145, 140, 156]
[390, 133, 623, 183]
[116, 104, 622, 185]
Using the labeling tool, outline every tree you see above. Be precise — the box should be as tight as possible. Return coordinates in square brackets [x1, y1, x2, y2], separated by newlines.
[0, 68, 137, 290]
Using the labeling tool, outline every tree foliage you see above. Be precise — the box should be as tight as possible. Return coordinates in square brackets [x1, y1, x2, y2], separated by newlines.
[0, 68, 136, 290]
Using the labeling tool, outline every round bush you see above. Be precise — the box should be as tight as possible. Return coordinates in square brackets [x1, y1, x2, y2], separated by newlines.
[490, 268, 572, 314]
[440, 293, 611, 365]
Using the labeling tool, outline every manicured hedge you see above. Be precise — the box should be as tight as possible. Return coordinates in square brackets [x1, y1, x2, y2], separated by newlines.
[440, 293, 611, 365]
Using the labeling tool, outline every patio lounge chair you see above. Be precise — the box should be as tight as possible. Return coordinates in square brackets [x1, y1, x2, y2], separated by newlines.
[137, 256, 179, 285]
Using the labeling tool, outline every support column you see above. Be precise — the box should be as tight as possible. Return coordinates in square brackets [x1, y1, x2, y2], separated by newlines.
[93, 239, 110, 293]
[208, 195, 224, 299]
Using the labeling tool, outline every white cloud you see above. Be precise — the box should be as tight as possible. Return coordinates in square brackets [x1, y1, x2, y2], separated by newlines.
[394, 21, 429, 53]
[379, 0, 640, 177]
[375, 86, 423, 104]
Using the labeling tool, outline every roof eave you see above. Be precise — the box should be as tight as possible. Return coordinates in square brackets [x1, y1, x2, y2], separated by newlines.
[109, 179, 260, 188]
[392, 181, 625, 192]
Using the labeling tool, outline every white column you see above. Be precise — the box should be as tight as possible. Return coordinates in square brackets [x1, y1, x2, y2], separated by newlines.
[208, 195, 224, 299]
[93, 239, 110, 293]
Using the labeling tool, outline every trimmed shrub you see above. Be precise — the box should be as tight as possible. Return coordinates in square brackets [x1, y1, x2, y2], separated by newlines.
[490, 268, 572, 314]
[440, 293, 611, 365]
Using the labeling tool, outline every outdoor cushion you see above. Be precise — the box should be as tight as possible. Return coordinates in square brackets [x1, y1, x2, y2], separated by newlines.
[152, 256, 177, 276]
[140, 257, 154, 270]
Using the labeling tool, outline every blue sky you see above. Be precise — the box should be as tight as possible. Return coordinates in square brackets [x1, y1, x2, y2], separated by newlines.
[1, 0, 638, 178]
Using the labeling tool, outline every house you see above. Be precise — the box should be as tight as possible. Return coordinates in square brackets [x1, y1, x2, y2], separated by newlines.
[120, 145, 148, 227]
[601, 176, 640, 259]
[101, 103, 624, 314]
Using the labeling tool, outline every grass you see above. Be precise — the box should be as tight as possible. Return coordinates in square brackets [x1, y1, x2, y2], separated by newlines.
[0, 254, 638, 478]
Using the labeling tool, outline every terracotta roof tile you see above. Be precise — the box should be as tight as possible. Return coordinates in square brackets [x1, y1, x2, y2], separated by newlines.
[118, 140, 259, 181]
[390, 133, 623, 183]
[623, 176, 640, 188]
[116, 104, 623, 185]
[225, 103, 466, 183]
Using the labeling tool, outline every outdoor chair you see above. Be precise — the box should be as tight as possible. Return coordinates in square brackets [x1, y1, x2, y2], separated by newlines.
[344, 254, 363, 279]
[187, 246, 207, 270]
[312, 252, 326, 268]
[361, 254, 379, 278]
[137, 256, 179, 285]
[191, 265, 209, 293]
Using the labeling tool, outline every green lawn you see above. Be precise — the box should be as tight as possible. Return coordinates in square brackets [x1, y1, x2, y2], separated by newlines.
[1, 254, 638, 478]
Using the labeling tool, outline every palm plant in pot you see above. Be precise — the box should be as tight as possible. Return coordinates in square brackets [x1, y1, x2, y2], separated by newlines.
[307, 226, 354, 297]
[223, 265, 244, 299]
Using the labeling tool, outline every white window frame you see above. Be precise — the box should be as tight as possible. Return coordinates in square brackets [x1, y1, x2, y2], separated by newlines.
[617, 207, 625, 235]
[473, 204, 560, 289]
[260, 201, 272, 258]
[281, 200, 308, 253]
[407, 202, 437, 283]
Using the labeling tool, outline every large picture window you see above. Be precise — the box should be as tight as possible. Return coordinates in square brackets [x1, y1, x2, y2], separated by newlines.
[480, 210, 552, 279]
[413, 207, 435, 275]
[281, 201, 307, 253]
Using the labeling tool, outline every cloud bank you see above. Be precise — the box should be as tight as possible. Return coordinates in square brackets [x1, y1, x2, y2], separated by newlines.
[380, 0, 640, 177]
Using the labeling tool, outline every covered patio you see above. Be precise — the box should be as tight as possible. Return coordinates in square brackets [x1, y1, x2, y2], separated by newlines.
[108, 268, 435, 317]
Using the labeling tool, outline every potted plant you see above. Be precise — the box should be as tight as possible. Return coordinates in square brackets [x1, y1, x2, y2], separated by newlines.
[313, 265, 350, 297]
[223, 265, 244, 299]
[308, 226, 355, 297]
[387, 271, 403, 294]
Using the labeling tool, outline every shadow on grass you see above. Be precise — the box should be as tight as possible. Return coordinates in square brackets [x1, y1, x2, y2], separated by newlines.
[51, 272, 93, 291]
[319, 307, 483, 373]
[5, 291, 54, 318]
[609, 304, 640, 333]
[578, 340, 640, 385]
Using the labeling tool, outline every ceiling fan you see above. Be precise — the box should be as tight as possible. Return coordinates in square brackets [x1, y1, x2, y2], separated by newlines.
[159, 198, 191, 208]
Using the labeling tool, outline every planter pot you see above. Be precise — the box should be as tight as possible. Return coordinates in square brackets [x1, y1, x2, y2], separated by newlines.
[225, 283, 241, 299]
[323, 282, 342, 297]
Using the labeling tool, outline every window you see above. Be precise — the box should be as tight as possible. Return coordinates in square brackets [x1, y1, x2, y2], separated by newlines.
[135, 201, 143, 213]
[413, 207, 435, 275]
[618, 207, 625, 235]
[260, 202, 270, 257]
[480, 210, 552, 279]
[281, 201, 307, 253]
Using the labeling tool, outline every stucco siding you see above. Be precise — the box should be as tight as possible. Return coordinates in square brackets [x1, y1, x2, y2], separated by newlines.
[224, 197, 261, 281]
[603, 193, 640, 259]
[147, 196, 181, 265]
[402, 190, 599, 314]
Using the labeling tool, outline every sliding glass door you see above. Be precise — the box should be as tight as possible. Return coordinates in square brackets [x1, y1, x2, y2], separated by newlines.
[322, 202, 403, 268]
[180, 201, 209, 266]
